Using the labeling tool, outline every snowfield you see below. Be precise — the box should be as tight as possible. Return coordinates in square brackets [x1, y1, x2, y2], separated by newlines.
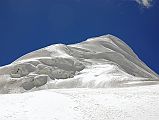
[0, 34, 159, 120]
[1, 87, 159, 120]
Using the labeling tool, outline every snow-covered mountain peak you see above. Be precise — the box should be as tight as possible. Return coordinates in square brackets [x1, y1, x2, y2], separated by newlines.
[0, 35, 158, 93]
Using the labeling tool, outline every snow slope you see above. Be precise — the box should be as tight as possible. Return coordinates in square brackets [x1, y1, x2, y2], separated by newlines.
[1, 87, 159, 120]
[0, 35, 159, 120]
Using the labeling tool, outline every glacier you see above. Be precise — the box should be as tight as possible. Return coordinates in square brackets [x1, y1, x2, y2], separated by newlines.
[0, 34, 158, 93]
[0, 35, 159, 120]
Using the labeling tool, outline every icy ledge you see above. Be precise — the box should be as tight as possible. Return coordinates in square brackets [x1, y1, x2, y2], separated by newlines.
[0, 34, 158, 93]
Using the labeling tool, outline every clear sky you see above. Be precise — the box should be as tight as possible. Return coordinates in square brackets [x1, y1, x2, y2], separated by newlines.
[0, 0, 159, 73]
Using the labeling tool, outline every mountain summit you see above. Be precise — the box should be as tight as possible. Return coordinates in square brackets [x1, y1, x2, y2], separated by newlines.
[0, 35, 158, 93]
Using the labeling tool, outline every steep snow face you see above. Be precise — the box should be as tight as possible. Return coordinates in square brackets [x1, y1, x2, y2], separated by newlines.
[0, 35, 158, 93]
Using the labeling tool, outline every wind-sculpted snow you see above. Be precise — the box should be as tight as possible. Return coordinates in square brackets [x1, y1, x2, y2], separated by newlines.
[0, 34, 158, 93]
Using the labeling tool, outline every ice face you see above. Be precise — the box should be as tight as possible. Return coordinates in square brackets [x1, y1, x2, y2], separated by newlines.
[10, 63, 36, 78]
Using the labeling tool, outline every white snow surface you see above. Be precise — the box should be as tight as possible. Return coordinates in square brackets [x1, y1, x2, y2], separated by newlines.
[1, 87, 159, 120]
[0, 34, 159, 120]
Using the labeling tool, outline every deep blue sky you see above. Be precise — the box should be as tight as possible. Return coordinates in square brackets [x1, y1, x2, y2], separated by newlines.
[0, 0, 159, 73]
